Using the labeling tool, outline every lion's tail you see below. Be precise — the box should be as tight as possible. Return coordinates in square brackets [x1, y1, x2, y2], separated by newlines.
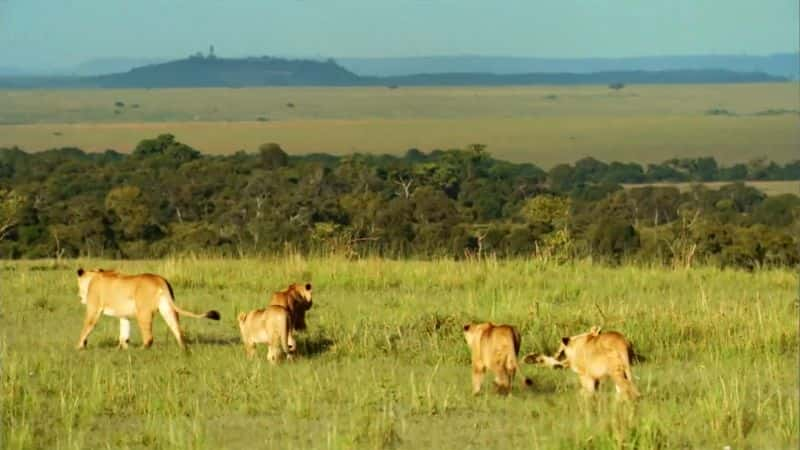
[507, 353, 534, 388]
[163, 281, 221, 320]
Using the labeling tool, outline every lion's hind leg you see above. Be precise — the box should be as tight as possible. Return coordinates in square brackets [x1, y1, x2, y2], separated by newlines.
[158, 298, 185, 349]
[118, 318, 131, 349]
[471, 366, 486, 395]
[244, 341, 257, 359]
[611, 367, 640, 401]
[493, 369, 512, 395]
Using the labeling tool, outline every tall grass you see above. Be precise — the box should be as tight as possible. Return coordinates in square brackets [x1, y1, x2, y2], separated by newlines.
[2, 257, 797, 449]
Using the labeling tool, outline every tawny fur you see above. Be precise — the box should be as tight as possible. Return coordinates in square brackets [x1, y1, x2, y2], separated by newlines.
[268, 283, 313, 329]
[463, 322, 531, 395]
[525, 326, 640, 400]
[268, 282, 312, 351]
[237, 305, 295, 363]
[75, 268, 220, 350]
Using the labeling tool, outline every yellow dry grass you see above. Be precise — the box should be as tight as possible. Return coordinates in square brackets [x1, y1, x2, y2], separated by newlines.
[2, 115, 797, 167]
[623, 180, 800, 196]
[1, 83, 797, 167]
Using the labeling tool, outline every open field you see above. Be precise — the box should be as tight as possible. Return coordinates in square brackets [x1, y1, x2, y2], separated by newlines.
[3, 84, 799, 123]
[623, 180, 800, 197]
[2, 257, 798, 449]
[1, 83, 798, 167]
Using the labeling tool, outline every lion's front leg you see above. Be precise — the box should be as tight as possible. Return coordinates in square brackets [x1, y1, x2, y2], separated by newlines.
[76, 306, 102, 350]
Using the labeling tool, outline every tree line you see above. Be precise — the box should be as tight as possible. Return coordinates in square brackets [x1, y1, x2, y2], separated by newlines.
[0, 134, 798, 269]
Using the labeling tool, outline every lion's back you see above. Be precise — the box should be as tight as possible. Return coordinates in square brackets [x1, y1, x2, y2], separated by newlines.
[239, 305, 291, 343]
[90, 272, 167, 310]
[580, 332, 632, 374]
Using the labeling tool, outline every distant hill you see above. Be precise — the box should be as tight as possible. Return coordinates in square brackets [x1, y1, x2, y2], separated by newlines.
[0, 55, 787, 89]
[371, 69, 783, 86]
[91, 56, 361, 87]
[340, 53, 800, 80]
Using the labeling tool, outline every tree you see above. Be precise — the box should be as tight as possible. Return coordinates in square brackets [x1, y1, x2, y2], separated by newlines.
[751, 194, 800, 227]
[258, 143, 289, 170]
[609, 82, 625, 90]
[105, 186, 155, 240]
[573, 157, 608, 184]
[519, 195, 570, 230]
[548, 164, 575, 192]
[519, 195, 572, 260]
[132, 134, 200, 165]
[0, 188, 25, 241]
[590, 219, 640, 261]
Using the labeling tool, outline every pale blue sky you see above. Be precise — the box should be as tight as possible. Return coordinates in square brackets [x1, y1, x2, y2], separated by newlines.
[1, 0, 798, 69]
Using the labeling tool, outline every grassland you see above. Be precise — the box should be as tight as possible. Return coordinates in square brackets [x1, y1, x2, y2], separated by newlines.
[2, 256, 798, 449]
[1, 83, 798, 167]
[622, 180, 800, 197]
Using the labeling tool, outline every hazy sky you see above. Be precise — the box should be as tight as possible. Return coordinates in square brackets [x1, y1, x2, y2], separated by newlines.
[1, 0, 798, 68]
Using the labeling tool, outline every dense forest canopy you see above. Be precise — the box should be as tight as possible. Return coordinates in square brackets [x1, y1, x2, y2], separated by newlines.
[0, 135, 798, 268]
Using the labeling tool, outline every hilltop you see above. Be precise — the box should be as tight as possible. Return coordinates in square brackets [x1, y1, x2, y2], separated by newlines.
[92, 56, 361, 88]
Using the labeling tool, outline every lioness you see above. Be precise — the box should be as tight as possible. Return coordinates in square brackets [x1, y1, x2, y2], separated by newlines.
[237, 305, 294, 363]
[524, 326, 640, 400]
[268, 283, 313, 351]
[75, 268, 220, 350]
[463, 322, 532, 395]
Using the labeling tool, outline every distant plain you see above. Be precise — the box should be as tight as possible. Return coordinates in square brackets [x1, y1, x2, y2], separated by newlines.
[1, 83, 797, 167]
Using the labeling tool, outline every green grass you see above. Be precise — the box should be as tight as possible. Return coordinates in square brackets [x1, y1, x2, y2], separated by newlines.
[2, 256, 798, 449]
[1, 83, 798, 167]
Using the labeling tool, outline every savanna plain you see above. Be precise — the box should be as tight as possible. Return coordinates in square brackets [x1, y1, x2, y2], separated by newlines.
[1, 83, 798, 167]
[2, 256, 798, 449]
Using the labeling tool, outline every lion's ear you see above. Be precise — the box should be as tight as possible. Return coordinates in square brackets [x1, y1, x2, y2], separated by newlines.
[77, 268, 85, 277]
[590, 326, 601, 336]
[561, 337, 570, 346]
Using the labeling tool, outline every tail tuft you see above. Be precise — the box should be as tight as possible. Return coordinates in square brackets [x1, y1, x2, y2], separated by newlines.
[524, 377, 533, 387]
[206, 310, 221, 321]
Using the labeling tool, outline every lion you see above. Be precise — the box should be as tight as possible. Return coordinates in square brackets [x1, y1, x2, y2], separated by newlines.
[524, 326, 640, 400]
[237, 305, 295, 363]
[463, 322, 533, 395]
[75, 268, 220, 350]
[268, 283, 313, 351]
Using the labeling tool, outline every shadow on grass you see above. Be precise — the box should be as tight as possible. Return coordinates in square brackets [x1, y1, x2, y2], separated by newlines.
[297, 335, 334, 358]
[189, 333, 334, 358]
[190, 335, 242, 346]
[521, 377, 561, 395]
[89, 337, 123, 349]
